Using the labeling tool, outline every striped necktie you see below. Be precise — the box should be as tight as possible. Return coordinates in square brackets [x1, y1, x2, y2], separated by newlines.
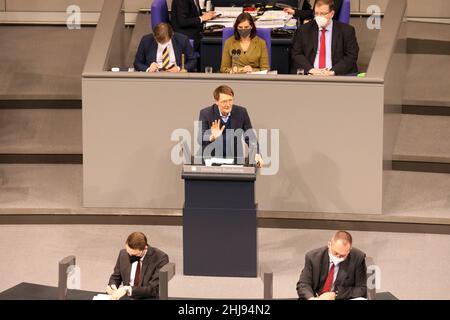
[161, 46, 170, 70]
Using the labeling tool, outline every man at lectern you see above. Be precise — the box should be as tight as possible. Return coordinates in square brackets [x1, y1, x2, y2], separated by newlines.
[198, 85, 264, 167]
[106, 232, 169, 300]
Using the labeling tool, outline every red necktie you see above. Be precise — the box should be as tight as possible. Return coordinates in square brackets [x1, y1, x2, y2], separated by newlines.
[134, 261, 141, 286]
[321, 263, 335, 294]
[319, 29, 327, 69]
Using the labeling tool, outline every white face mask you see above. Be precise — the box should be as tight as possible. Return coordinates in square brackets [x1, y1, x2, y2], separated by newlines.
[329, 252, 346, 265]
[315, 16, 329, 29]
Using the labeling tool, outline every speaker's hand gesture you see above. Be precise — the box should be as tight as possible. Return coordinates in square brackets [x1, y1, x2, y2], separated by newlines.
[210, 119, 225, 142]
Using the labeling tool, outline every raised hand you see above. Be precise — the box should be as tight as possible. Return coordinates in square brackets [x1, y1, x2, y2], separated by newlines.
[210, 119, 225, 141]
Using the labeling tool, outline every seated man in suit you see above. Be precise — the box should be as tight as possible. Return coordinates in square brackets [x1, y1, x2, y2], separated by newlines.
[106, 232, 169, 300]
[297, 230, 367, 300]
[198, 85, 263, 167]
[291, 0, 359, 76]
[282, 0, 343, 24]
[171, 0, 216, 50]
[134, 22, 196, 72]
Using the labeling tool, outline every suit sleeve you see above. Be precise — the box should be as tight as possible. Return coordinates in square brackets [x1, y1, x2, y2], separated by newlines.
[174, 0, 202, 29]
[335, 254, 368, 300]
[131, 253, 170, 299]
[108, 252, 123, 288]
[258, 40, 270, 71]
[297, 254, 316, 299]
[220, 39, 232, 73]
[294, 0, 314, 21]
[291, 27, 314, 73]
[134, 37, 150, 72]
[182, 36, 197, 72]
[331, 25, 359, 75]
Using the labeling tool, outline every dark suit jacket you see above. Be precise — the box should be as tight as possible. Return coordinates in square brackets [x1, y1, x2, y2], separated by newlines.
[296, 246, 367, 300]
[108, 246, 169, 299]
[171, 0, 203, 43]
[198, 104, 258, 160]
[284, 0, 342, 22]
[291, 19, 359, 75]
[134, 33, 196, 72]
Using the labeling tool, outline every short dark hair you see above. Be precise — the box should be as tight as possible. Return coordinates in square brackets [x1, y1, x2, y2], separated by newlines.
[332, 230, 352, 246]
[233, 12, 257, 40]
[314, 0, 335, 12]
[213, 85, 234, 100]
[126, 232, 148, 250]
[153, 22, 173, 43]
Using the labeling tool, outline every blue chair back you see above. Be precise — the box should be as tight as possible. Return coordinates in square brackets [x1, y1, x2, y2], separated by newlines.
[221, 27, 272, 68]
[151, 0, 169, 30]
[338, 0, 351, 24]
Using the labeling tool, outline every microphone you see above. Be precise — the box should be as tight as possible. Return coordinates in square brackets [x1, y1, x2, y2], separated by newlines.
[231, 49, 241, 74]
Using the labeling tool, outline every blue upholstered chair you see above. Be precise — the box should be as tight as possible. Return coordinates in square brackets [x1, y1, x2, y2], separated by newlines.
[150, 0, 169, 30]
[338, 0, 351, 24]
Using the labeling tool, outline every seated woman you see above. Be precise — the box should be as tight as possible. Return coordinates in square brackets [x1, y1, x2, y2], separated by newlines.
[220, 12, 269, 74]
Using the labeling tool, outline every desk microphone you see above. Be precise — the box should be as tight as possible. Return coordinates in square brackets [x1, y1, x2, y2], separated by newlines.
[231, 49, 241, 73]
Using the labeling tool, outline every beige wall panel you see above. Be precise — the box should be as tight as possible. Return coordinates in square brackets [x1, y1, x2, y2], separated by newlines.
[360, 0, 450, 18]
[407, 0, 450, 18]
[5, 0, 104, 12]
[350, 0, 359, 12]
[0, 0, 5, 12]
[124, 0, 152, 12]
[360, 0, 389, 13]
[5, 0, 153, 12]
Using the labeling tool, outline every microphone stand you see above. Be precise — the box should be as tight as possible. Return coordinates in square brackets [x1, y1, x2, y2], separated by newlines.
[180, 53, 187, 73]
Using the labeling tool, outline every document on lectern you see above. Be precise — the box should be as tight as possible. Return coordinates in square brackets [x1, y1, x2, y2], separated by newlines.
[204, 158, 234, 166]
[93, 294, 112, 300]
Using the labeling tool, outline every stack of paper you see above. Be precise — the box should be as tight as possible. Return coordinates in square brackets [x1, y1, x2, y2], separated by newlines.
[258, 10, 291, 21]
[214, 7, 243, 18]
